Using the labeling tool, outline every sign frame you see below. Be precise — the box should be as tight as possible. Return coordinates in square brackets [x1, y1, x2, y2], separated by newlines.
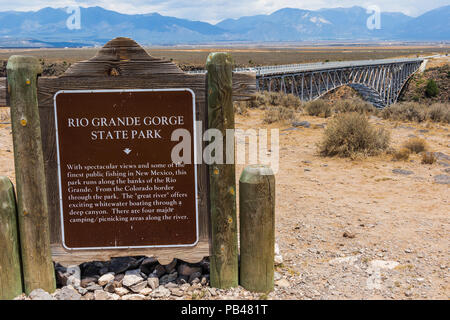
[53, 88, 200, 251]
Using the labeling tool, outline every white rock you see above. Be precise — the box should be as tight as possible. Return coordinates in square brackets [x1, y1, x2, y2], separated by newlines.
[54, 286, 81, 300]
[151, 286, 171, 298]
[29, 289, 55, 300]
[275, 279, 290, 288]
[274, 243, 283, 266]
[94, 290, 114, 300]
[66, 265, 81, 288]
[147, 277, 159, 290]
[114, 287, 130, 296]
[130, 281, 147, 293]
[98, 273, 115, 286]
[123, 269, 144, 287]
[122, 294, 146, 301]
[139, 287, 153, 296]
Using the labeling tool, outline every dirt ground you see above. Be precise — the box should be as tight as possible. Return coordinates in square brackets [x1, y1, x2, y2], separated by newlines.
[1, 104, 448, 300]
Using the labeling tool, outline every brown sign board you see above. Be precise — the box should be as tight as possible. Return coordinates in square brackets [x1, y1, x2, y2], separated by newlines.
[54, 89, 198, 249]
[33, 37, 255, 265]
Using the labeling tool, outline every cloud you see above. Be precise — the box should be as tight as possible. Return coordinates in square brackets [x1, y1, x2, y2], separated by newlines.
[0, 0, 448, 23]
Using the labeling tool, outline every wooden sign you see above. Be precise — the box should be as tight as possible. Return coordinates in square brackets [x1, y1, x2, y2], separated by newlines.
[31, 37, 256, 265]
[54, 89, 198, 249]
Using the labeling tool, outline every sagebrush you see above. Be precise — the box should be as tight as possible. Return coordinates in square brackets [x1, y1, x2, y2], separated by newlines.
[318, 112, 390, 158]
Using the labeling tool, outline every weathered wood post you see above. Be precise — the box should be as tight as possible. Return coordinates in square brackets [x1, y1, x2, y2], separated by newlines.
[7, 56, 56, 294]
[239, 165, 275, 293]
[206, 53, 239, 288]
[0, 176, 23, 300]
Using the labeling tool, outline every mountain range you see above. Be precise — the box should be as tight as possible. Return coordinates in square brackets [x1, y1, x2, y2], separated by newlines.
[0, 5, 448, 47]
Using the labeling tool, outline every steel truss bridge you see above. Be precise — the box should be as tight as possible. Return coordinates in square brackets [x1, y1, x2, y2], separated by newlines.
[190, 57, 425, 108]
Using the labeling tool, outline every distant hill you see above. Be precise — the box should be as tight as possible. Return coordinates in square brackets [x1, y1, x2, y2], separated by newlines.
[0, 5, 448, 47]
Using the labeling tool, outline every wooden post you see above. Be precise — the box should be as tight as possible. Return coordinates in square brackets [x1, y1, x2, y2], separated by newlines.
[206, 53, 239, 288]
[6, 56, 56, 294]
[239, 165, 275, 293]
[0, 176, 23, 300]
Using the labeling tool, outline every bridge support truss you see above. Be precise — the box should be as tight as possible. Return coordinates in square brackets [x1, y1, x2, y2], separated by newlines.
[256, 60, 423, 108]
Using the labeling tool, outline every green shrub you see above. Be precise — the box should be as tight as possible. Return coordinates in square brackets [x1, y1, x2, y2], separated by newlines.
[318, 112, 390, 158]
[425, 79, 439, 98]
[304, 99, 332, 118]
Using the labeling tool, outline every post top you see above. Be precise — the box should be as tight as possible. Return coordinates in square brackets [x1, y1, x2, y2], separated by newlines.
[239, 165, 274, 184]
[6, 55, 42, 74]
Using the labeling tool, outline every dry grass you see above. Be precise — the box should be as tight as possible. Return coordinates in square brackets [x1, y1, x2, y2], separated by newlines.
[304, 100, 332, 118]
[318, 112, 390, 158]
[263, 106, 296, 124]
[334, 97, 378, 115]
[421, 152, 437, 165]
[382, 102, 450, 124]
[392, 148, 411, 161]
[402, 138, 428, 154]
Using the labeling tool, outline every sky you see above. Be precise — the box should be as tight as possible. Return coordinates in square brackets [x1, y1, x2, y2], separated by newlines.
[0, 0, 449, 23]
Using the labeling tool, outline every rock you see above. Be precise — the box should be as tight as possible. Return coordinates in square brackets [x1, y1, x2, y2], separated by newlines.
[178, 263, 202, 277]
[81, 292, 94, 300]
[151, 286, 171, 298]
[434, 174, 450, 185]
[29, 289, 55, 300]
[165, 282, 178, 289]
[54, 286, 81, 300]
[392, 169, 414, 175]
[81, 276, 99, 288]
[405, 291, 413, 297]
[443, 168, 450, 173]
[274, 272, 282, 281]
[160, 272, 178, 285]
[147, 276, 159, 290]
[122, 294, 146, 301]
[176, 275, 189, 284]
[170, 288, 184, 297]
[65, 265, 81, 289]
[153, 264, 166, 278]
[201, 275, 210, 286]
[140, 257, 159, 275]
[129, 281, 148, 293]
[164, 259, 178, 273]
[104, 282, 116, 293]
[94, 290, 114, 300]
[123, 269, 144, 287]
[54, 264, 69, 287]
[114, 287, 130, 296]
[188, 271, 202, 284]
[81, 261, 103, 278]
[99, 267, 110, 276]
[85, 284, 103, 292]
[343, 231, 356, 239]
[275, 279, 290, 288]
[109, 257, 137, 274]
[199, 257, 210, 274]
[292, 121, 311, 128]
[274, 243, 283, 266]
[114, 273, 125, 282]
[139, 288, 153, 296]
[98, 272, 115, 286]
[433, 152, 450, 161]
